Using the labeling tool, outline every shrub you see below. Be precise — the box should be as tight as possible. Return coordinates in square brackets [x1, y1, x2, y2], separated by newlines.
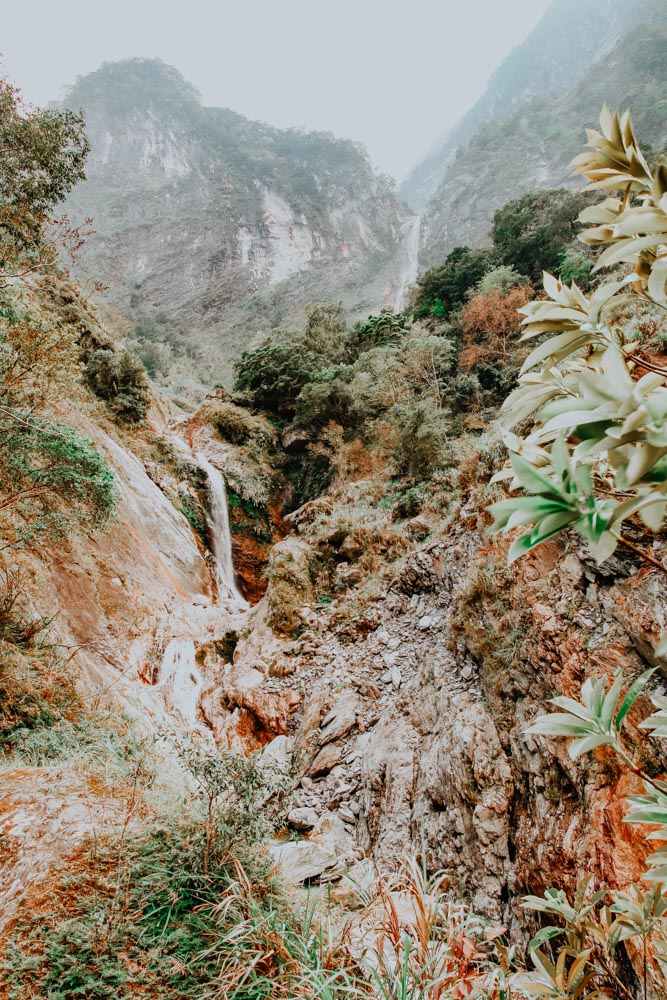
[234, 335, 319, 416]
[85, 348, 150, 423]
[476, 264, 529, 296]
[459, 283, 533, 368]
[413, 246, 495, 319]
[491, 188, 594, 283]
[349, 309, 410, 355]
[393, 485, 426, 519]
[390, 400, 450, 480]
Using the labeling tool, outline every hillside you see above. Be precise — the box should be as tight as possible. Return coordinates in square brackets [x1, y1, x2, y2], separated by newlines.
[399, 0, 658, 210]
[419, 16, 667, 268]
[61, 59, 409, 392]
[7, 19, 667, 1000]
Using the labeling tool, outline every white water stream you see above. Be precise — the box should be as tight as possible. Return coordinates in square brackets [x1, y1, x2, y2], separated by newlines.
[154, 637, 203, 728]
[197, 452, 247, 606]
[393, 215, 422, 312]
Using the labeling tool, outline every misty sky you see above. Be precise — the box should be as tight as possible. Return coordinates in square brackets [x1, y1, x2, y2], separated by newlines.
[2, 0, 552, 180]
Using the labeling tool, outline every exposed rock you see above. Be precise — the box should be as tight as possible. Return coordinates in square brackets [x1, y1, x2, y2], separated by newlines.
[287, 807, 320, 831]
[281, 426, 312, 453]
[269, 841, 339, 884]
[307, 742, 344, 778]
[318, 692, 360, 746]
[407, 515, 431, 539]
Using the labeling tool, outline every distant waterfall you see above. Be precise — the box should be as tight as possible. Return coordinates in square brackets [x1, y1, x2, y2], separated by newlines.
[393, 215, 422, 312]
[197, 453, 247, 604]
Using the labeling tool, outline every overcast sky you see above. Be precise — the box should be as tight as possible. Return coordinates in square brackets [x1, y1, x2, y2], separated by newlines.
[1, 0, 552, 180]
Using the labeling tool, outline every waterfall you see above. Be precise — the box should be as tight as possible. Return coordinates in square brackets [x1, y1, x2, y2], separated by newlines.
[155, 638, 203, 728]
[197, 453, 247, 605]
[393, 215, 422, 312]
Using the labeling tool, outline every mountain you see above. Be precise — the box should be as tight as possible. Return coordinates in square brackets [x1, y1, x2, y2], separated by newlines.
[417, 5, 667, 269]
[400, 0, 657, 211]
[62, 59, 409, 391]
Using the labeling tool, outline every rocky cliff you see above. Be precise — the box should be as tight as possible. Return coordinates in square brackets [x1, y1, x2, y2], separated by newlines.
[400, 0, 659, 211]
[61, 59, 409, 391]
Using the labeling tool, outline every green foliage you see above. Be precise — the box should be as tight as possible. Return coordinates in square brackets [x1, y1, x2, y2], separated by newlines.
[0, 74, 89, 281]
[1, 419, 116, 540]
[350, 309, 410, 354]
[525, 666, 655, 759]
[489, 107, 667, 565]
[476, 265, 529, 296]
[491, 188, 594, 284]
[393, 486, 426, 520]
[390, 401, 450, 481]
[85, 348, 150, 423]
[558, 244, 595, 289]
[413, 246, 495, 319]
[235, 334, 319, 415]
[523, 662, 667, 998]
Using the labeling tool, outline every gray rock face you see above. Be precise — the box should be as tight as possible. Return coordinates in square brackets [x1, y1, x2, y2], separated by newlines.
[62, 59, 408, 387]
[414, 1, 667, 265]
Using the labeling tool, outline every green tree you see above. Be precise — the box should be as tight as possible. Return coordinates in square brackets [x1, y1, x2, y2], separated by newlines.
[491, 188, 593, 283]
[414, 246, 494, 319]
[85, 348, 150, 423]
[0, 75, 116, 545]
[0, 75, 89, 284]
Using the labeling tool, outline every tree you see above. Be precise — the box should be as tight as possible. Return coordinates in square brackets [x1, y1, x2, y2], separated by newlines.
[0, 76, 115, 545]
[0, 75, 89, 285]
[234, 334, 320, 416]
[491, 188, 593, 283]
[413, 246, 494, 319]
[85, 348, 150, 423]
[459, 282, 533, 368]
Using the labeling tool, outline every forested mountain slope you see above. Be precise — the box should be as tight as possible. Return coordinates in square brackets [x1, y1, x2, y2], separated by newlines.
[400, 0, 659, 210]
[419, 15, 667, 267]
[62, 59, 408, 391]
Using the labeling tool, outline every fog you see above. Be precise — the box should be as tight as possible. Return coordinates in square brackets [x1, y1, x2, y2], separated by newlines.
[1, 0, 551, 179]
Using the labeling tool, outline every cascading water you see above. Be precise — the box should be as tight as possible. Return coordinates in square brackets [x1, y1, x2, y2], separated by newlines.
[155, 637, 203, 728]
[197, 453, 247, 605]
[393, 215, 422, 312]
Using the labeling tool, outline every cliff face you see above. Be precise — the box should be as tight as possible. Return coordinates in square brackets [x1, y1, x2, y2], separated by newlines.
[419, 21, 667, 269]
[62, 59, 408, 389]
[400, 0, 657, 211]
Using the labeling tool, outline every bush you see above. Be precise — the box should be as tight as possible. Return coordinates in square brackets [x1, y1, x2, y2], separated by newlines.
[349, 309, 409, 355]
[476, 264, 529, 296]
[413, 246, 495, 319]
[390, 400, 450, 480]
[459, 283, 533, 368]
[491, 188, 594, 282]
[85, 348, 150, 423]
[234, 336, 319, 416]
[393, 486, 425, 519]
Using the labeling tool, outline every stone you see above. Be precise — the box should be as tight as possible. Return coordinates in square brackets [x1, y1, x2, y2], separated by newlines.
[338, 805, 356, 823]
[407, 515, 430, 540]
[307, 742, 343, 777]
[269, 841, 338, 884]
[319, 692, 359, 746]
[340, 535, 365, 562]
[287, 807, 319, 831]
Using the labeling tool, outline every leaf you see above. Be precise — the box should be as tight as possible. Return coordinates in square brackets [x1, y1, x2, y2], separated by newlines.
[615, 669, 656, 731]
